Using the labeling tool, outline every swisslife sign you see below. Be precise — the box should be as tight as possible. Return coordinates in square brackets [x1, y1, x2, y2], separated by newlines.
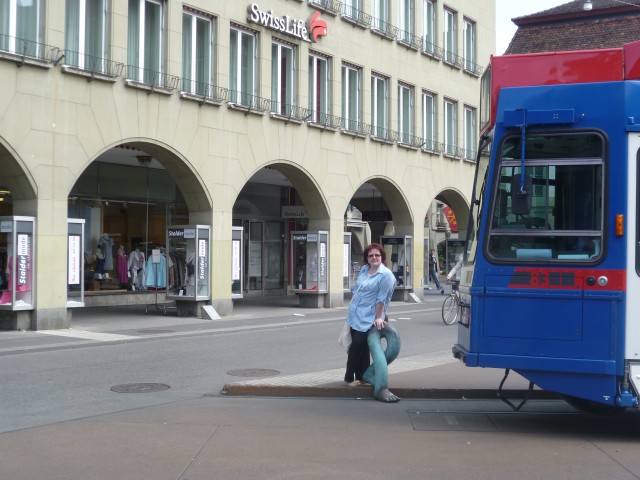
[247, 3, 327, 43]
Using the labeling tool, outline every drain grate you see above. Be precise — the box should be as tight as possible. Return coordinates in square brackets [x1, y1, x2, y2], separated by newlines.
[227, 368, 280, 377]
[110, 383, 171, 393]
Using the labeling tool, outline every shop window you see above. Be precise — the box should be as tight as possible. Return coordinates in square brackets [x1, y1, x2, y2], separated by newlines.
[308, 52, 331, 124]
[64, 0, 110, 73]
[229, 26, 258, 107]
[422, 90, 437, 151]
[182, 9, 215, 97]
[271, 40, 295, 116]
[341, 63, 362, 132]
[371, 73, 389, 139]
[127, 0, 165, 85]
[0, 0, 45, 58]
[398, 82, 414, 145]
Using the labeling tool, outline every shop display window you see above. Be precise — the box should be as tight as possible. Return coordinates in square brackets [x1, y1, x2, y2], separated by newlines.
[343, 232, 352, 292]
[67, 219, 85, 307]
[0, 216, 35, 310]
[380, 235, 413, 289]
[290, 231, 328, 293]
[166, 225, 210, 301]
[232, 226, 243, 297]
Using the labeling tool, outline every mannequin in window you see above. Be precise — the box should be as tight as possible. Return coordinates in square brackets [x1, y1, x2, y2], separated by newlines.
[94, 246, 105, 280]
[128, 246, 146, 291]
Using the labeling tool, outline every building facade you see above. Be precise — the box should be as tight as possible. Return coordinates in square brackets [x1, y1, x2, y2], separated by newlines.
[0, 0, 494, 329]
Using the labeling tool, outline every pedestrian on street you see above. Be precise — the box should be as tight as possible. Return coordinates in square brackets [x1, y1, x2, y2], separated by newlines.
[344, 243, 396, 386]
[428, 249, 444, 294]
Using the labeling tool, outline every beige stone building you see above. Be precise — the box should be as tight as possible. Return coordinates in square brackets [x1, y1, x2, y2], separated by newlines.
[0, 0, 495, 329]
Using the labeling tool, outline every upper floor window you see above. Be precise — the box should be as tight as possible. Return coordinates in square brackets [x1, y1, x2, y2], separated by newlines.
[309, 52, 331, 123]
[371, 73, 389, 139]
[443, 8, 457, 64]
[463, 105, 476, 160]
[0, 0, 45, 58]
[444, 98, 457, 155]
[422, 90, 437, 151]
[342, 63, 362, 132]
[463, 18, 476, 73]
[127, 0, 165, 84]
[271, 40, 296, 115]
[182, 9, 215, 96]
[398, 0, 413, 41]
[398, 83, 414, 144]
[371, 0, 389, 31]
[422, 0, 436, 54]
[65, 0, 110, 72]
[229, 26, 258, 107]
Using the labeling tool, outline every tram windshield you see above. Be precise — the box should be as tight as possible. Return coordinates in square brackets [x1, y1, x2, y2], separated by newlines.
[487, 133, 604, 262]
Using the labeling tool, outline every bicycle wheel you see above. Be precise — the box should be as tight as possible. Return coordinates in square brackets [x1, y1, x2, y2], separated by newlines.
[442, 295, 459, 325]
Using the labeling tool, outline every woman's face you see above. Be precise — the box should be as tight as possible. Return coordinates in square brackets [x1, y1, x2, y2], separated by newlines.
[367, 248, 382, 267]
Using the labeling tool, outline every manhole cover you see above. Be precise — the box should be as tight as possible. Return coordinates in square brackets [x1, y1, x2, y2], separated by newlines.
[226, 368, 280, 377]
[137, 329, 174, 334]
[110, 383, 171, 393]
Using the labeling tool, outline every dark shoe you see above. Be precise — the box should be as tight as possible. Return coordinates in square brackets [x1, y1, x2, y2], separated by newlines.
[441, 289, 445, 294]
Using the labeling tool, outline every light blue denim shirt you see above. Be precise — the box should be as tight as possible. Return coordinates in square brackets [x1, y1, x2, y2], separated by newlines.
[347, 263, 396, 332]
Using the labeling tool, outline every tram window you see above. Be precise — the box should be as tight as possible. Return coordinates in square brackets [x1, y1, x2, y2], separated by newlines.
[488, 133, 603, 262]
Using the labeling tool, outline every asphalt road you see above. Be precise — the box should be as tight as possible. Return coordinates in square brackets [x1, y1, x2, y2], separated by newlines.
[1, 296, 640, 479]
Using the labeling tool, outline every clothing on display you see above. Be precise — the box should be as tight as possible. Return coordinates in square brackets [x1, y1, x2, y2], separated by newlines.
[117, 246, 128, 285]
[127, 248, 146, 291]
[98, 235, 114, 270]
[145, 249, 168, 289]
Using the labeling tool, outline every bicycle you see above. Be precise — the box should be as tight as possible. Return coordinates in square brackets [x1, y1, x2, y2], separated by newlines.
[441, 280, 460, 325]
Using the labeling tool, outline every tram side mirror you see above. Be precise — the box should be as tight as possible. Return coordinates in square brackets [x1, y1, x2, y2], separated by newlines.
[510, 173, 533, 215]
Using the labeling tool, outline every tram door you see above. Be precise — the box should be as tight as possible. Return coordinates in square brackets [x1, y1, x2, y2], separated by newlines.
[246, 220, 285, 296]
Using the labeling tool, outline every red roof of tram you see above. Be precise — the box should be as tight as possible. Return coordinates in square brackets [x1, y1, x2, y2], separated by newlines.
[483, 40, 640, 135]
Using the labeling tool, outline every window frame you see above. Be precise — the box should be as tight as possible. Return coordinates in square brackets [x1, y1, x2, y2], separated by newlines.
[422, 0, 436, 54]
[229, 25, 259, 107]
[463, 105, 477, 161]
[342, 63, 362, 132]
[443, 7, 457, 64]
[271, 39, 296, 116]
[65, 0, 110, 72]
[371, 0, 388, 31]
[398, 82, 414, 144]
[127, 0, 165, 83]
[422, 90, 437, 151]
[371, 73, 389, 139]
[0, 0, 45, 57]
[182, 8, 215, 96]
[463, 17, 476, 73]
[444, 97, 457, 156]
[309, 51, 331, 124]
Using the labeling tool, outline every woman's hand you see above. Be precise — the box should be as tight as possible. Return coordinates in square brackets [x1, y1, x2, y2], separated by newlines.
[374, 317, 385, 330]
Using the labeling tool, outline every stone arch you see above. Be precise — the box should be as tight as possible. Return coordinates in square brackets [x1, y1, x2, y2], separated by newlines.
[239, 161, 330, 225]
[434, 187, 470, 238]
[0, 137, 38, 213]
[76, 138, 212, 214]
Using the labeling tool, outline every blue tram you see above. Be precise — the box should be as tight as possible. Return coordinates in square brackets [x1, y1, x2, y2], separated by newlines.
[453, 42, 640, 411]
